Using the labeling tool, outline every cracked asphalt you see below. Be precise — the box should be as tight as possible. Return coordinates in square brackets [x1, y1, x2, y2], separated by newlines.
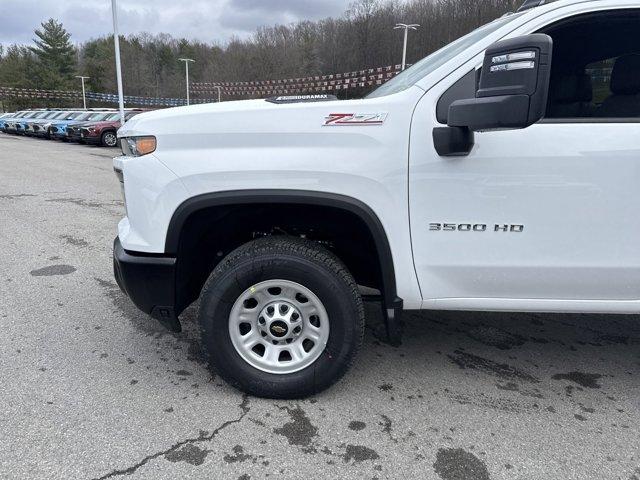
[1, 133, 640, 480]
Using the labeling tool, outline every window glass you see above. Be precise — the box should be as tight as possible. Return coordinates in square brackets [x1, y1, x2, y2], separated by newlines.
[75, 112, 94, 121]
[585, 58, 614, 106]
[87, 112, 108, 121]
[542, 9, 640, 120]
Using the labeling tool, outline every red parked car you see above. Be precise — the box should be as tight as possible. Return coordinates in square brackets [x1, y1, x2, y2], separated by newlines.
[78, 110, 145, 147]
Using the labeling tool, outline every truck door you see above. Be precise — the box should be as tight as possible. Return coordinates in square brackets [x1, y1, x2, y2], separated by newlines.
[409, 8, 640, 311]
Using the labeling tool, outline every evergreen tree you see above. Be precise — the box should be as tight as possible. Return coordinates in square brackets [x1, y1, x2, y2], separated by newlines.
[29, 19, 76, 89]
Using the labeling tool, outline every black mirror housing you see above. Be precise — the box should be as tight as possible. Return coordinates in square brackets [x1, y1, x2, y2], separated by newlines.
[432, 126, 475, 157]
[448, 33, 553, 132]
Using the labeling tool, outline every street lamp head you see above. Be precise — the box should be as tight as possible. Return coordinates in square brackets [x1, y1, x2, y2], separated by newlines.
[178, 58, 195, 63]
[394, 23, 420, 30]
[394, 23, 420, 72]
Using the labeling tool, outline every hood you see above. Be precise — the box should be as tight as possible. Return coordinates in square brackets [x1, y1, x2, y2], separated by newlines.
[120, 99, 271, 135]
[51, 118, 87, 126]
[118, 95, 405, 139]
[68, 120, 107, 127]
[81, 120, 120, 128]
[32, 118, 57, 124]
[20, 117, 48, 124]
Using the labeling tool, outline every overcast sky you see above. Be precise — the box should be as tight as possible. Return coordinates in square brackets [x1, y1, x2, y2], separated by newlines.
[0, 0, 354, 47]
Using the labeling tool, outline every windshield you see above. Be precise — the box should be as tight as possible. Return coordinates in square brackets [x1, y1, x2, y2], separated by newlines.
[75, 112, 94, 121]
[367, 12, 524, 98]
[90, 112, 112, 121]
[51, 111, 69, 119]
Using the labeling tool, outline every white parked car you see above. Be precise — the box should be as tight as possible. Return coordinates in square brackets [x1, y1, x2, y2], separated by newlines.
[113, 0, 640, 398]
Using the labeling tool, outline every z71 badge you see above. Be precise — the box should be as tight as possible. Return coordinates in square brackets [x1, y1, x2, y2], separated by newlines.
[323, 113, 388, 126]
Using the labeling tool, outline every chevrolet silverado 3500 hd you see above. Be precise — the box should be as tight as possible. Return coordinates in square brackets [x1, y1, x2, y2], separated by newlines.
[113, 0, 640, 398]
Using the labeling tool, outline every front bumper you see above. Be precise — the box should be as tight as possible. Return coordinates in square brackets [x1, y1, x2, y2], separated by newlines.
[49, 127, 68, 139]
[66, 131, 82, 142]
[33, 127, 50, 137]
[113, 237, 181, 331]
[82, 133, 101, 145]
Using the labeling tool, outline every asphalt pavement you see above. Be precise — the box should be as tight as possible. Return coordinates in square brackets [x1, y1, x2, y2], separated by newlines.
[0, 133, 639, 480]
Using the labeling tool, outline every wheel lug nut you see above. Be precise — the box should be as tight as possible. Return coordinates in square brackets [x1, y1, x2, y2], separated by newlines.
[291, 312, 299, 321]
[260, 331, 267, 337]
[267, 306, 274, 315]
[258, 316, 265, 325]
[293, 326, 301, 335]
[280, 305, 288, 314]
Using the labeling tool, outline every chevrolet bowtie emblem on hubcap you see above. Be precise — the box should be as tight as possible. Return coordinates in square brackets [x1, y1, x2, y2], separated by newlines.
[270, 322, 288, 337]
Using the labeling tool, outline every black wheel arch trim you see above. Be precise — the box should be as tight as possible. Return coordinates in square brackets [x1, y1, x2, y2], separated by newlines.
[165, 189, 402, 313]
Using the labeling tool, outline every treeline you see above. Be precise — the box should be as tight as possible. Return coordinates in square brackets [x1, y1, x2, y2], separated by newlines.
[0, 0, 520, 109]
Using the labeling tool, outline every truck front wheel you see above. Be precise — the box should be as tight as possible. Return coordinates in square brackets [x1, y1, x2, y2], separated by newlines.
[198, 237, 364, 398]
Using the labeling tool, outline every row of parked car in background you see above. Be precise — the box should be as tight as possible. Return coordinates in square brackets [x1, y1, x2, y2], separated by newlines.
[0, 108, 146, 147]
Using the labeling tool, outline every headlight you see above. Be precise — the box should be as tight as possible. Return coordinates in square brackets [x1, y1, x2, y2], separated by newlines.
[121, 136, 156, 157]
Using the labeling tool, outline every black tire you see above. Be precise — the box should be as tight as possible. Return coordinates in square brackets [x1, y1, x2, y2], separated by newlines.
[198, 236, 364, 398]
[100, 130, 118, 148]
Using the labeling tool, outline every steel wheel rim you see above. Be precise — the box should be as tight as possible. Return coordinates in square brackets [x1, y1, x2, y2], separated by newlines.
[104, 132, 117, 147]
[229, 279, 330, 374]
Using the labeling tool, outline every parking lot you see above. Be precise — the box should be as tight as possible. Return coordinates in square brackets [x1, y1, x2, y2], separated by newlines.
[0, 133, 639, 480]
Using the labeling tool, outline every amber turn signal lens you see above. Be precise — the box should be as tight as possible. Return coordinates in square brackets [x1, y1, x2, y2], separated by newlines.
[123, 136, 156, 156]
[135, 136, 156, 156]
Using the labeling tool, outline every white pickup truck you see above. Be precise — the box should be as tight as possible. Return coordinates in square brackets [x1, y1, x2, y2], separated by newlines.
[113, 0, 640, 398]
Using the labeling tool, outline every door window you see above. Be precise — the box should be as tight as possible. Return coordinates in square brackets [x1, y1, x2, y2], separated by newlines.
[541, 9, 640, 120]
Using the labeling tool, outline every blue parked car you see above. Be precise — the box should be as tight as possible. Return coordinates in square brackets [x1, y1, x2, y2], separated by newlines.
[0, 112, 19, 132]
[3, 110, 40, 134]
[28, 110, 81, 138]
[19, 110, 66, 135]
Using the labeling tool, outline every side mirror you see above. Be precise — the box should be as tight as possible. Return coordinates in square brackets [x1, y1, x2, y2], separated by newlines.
[434, 33, 553, 156]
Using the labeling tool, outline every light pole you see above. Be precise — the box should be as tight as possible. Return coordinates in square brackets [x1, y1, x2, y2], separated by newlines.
[75, 76, 90, 109]
[394, 23, 420, 71]
[179, 58, 195, 105]
[111, 0, 125, 125]
[212, 85, 221, 103]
